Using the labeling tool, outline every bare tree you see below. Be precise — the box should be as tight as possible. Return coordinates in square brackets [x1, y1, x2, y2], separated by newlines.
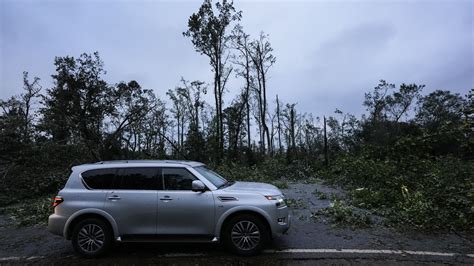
[249, 32, 275, 154]
[177, 78, 207, 131]
[21, 72, 42, 142]
[167, 87, 188, 154]
[231, 24, 253, 147]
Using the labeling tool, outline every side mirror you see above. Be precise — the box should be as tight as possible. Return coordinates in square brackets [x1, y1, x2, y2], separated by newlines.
[192, 180, 206, 192]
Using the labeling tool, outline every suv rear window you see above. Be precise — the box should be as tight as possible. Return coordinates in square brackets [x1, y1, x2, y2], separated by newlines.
[82, 167, 161, 190]
[115, 167, 160, 190]
[82, 168, 117, 189]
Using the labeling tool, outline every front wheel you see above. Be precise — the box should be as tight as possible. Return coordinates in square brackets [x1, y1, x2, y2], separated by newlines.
[71, 218, 113, 258]
[223, 214, 270, 256]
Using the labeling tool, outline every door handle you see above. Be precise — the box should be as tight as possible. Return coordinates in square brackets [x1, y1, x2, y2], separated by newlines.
[160, 196, 173, 201]
[107, 195, 121, 200]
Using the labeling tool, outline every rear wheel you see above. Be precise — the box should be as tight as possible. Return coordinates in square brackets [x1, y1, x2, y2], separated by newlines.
[223, 214, 270, 256]
[71, 218, 113, 258]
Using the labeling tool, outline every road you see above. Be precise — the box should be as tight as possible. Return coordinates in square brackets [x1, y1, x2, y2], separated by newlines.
[1, 183, 473, 265]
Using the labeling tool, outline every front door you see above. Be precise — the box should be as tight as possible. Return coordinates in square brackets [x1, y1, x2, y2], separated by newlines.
[103, 167, 159, 236]
[156, 167, 215, 236]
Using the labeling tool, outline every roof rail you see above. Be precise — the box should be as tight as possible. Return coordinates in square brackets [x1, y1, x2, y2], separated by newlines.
[94, 160, 204, 166]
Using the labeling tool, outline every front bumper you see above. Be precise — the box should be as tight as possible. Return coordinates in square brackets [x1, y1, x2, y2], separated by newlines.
[272, 206, 291, 237]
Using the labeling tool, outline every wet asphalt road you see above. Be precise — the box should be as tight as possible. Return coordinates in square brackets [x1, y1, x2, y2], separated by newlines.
[0, 183, 473, 265]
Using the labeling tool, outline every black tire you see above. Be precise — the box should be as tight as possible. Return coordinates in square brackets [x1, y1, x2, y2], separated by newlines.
[71, 218, 113, 258]
[222, 214, 270, 256]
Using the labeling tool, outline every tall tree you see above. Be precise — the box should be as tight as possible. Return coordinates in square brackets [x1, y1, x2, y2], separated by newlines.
[177, 78, 207, 131]
[176, 78, 208, 160]
[184, 0, 242, 156]
[20, 72, 42, 142]
[386, 83, 424, 122]
[282, 103, 297, 152]
[249, 32, 275, 154]
[167, 87, 188, 155]
[0, 73, 41, 162]
[109, 80, 155, 158]
[363, 80, 395, 123]
[416, 90, 466, 130]
[231, 24, 253, 147]
[143, 98, 169, 158]
[40, 52, 114, 159]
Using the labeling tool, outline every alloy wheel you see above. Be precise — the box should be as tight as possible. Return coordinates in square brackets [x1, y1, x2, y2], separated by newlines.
[231, 220, 261, 250]
[77, 224, 105, 253]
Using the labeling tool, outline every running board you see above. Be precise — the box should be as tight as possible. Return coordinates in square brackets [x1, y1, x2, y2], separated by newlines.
[118, 234, 218, 243]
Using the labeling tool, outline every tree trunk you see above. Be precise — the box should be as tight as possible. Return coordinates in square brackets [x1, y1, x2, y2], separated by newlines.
[276, 95, 282, 153]
[213, 70, 221, 156]
[324, 116, 329, 167]
[261, 67, 270, 156]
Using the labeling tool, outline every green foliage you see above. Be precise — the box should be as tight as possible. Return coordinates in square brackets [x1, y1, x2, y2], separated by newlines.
[0, 143, 90, 206]
[273, 180, 289, 189]
[322, 154, 474, 231]
[320, 84, 473, 231]
[313, 189, 328, 200]
[312, 199, 372, 228]
[213, 158, 316, 184]
[285, 198, 305, 209]
[416, 90, 466, 131]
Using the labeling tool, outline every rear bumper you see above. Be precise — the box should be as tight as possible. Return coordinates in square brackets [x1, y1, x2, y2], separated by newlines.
[48, 213, 67, 237]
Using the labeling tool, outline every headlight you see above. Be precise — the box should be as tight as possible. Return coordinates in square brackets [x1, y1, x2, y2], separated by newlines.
[265, 195, 286, 207]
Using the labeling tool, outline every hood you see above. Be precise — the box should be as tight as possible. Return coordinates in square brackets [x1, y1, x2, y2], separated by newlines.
[223, 181, 282, 196]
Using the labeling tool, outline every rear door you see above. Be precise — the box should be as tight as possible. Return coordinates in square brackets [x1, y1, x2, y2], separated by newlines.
[156, 167, 215, 236]
[103, 167, 160, 236]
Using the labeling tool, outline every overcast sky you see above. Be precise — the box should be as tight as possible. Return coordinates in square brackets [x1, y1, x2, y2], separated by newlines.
[1, 0, 473, 117]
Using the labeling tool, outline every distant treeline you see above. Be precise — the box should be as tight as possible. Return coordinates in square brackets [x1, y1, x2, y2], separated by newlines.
[0, 0, 472, 231]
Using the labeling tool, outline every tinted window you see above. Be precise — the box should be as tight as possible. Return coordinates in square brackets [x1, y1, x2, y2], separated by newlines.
[162, 168, 196, 190]
[82, 168, 116, 189]
[115, 167, 160, 190]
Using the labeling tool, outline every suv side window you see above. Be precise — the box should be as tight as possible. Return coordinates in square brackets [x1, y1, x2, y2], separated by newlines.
[115, 167, 161, 190]
[82, 168, 117, 189]
[161, 168, 196, 190]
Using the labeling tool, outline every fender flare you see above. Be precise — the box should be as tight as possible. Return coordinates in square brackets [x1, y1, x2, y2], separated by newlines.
[63, 208, 119, 239]
[214, 206, 273, 238]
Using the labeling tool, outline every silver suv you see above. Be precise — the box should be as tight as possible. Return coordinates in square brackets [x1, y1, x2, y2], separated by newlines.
[48, 160, 290, 257]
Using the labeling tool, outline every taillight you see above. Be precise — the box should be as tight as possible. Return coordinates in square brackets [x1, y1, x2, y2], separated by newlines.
[52, 196, 63, 207]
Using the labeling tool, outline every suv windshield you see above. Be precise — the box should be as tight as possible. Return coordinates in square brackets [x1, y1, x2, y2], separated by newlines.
[194, 166, 229, 188]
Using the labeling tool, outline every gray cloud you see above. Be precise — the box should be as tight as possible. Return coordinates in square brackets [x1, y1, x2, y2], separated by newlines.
[1, 0, 472, 118]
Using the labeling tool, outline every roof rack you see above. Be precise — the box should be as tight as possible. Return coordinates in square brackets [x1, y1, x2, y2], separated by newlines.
[94, 160, 203, 166]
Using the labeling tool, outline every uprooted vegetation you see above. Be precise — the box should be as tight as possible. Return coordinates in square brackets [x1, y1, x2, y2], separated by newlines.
[0, 197, 52, 226]
[321, 154, 473, 231]
[311, 199, 373, 229]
